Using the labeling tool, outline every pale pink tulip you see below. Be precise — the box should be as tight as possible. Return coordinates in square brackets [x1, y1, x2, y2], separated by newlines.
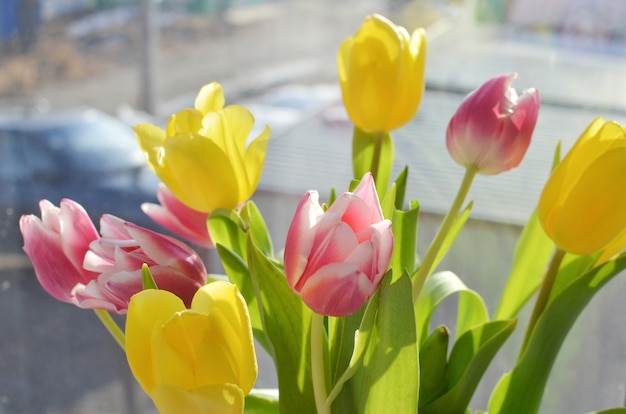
[74, 214, 207, 313]
[446, 73, 540, 175]
[141, 183, 213, 248]
[284, 173, 393, 316]
[20, 199, 100, 303]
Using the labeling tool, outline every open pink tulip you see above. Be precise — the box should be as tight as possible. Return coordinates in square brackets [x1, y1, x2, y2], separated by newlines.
[142, 183, 213, 248]
[284, 173, 393, 316]
[20, 199, 100, 303]
[74, 214, 207, 313]
[446, 73, 540, 175]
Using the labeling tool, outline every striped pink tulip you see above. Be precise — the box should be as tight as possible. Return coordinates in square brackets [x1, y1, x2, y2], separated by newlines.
[74, 214, 207, 313]
[142, 183, 213, 248]
[20, 199, 100, 303]
[446, 73, 540, 175]
[284, 173, 393, 316]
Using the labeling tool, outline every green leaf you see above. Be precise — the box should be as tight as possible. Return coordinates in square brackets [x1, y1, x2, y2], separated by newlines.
[245, 389, 279, 414]
[141, 264, 158, 290]
[421, 319, 517, 414]
[241, 201, 274, 258]
[493, 209, 554, 320]
[327, 291, 379, 408]
[246, 235, 316, 414]
[393, 166, 409, 209]
[380, 183, 397, 220]
[432, 201, 473, 273]
[418, 326, 450, 407]
[390, 200, 420, 280]
[494, 141, 561, 320]
[548, 252, 599, 304]
[208, 208, 247, 259]
[352, 127, 394, 198]
[415, 271, 489, 346]
[488, 254, 626, 414]
[337, 273, 418, 413]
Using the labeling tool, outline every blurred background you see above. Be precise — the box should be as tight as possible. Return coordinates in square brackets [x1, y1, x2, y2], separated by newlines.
[1, 0, 626, 412]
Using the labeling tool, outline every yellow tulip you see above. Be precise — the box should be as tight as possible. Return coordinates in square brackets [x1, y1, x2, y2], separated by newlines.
[134, 82, 270, 212]
[538, 117, 626, 257]
[126, 281, 257, 414]
[337, 14, 426, 133]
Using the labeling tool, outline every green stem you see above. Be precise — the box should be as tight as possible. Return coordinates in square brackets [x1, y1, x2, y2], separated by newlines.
[370, 131, 384, 183]
[94, 309, 126, 351]
[412, 166, 478, 303]
[518, 248, 566, 360]
[311, 312, 330, 414]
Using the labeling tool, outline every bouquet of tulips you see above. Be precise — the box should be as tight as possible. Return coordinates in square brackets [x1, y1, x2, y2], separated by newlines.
[19, 13, 626, 414]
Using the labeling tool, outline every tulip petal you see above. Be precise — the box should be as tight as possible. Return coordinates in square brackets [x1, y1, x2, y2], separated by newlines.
[194, 82, 225, 115]
[301, 262, 375, 316]
[150, 383, 244, 414]
[552, 148, 626, 255]
[284, 191, 325, 288]
[192, 281, 258, 394]
[134, 122, 167, 171]
[126, 289, 186, 393]
[161, 133, 239, 212]
[152, 312, 239, 389]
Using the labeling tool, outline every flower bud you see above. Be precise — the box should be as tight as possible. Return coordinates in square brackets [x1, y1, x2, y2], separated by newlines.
[538, 117, 626, 257]
[338, 14, 426, 133]
[284, 173, 393, 316]
[446, 73, 540, 174]
[126, 281, 257, 414]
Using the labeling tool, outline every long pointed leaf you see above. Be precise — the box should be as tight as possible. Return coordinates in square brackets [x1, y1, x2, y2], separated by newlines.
[415, 271, 489, 346]
[494, 208, 554, 320]
[246, 235, 316, 414]
[488, 254, 626, 414]
[421, 319, 517, 414]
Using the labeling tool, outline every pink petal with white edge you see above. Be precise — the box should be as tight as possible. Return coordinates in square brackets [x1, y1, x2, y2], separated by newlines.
[300, 262, 375, 316]
[284, 191, 324, 288]
[58, 199, 100, 268]
[125, 223, 206, 284]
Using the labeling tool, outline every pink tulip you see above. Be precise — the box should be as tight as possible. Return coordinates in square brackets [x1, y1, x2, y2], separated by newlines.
[20, 199, 100, 303]
[74, 214, 207, 313]
[284, 173, 393, 316]
[141, 183, 213, 248]
[446, 73, 540, 175]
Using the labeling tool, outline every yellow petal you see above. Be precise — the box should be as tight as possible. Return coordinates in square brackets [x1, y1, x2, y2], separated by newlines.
[126, 290, 186, 393]
[166, 109, 204, 137]
[243, 124, 271, 201]
[161, 134, 240, 212]
[195, 82, 226, 115]
[151, 383, 244, 414]
[539, 119, 626, 239]
[597, 225, 626, 264]
[134, 123, 167, 171]
[192, 282, 258, 394]
[386, 27, 426, 131]
[552, 147, 626, 254]
[151, 311, 239, 389]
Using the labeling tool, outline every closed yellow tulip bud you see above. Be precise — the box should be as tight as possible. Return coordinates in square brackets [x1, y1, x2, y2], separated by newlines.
[134, 82, 270, 213]
[126, 281, 257, 414]
[338, 14, 426, 133]
[538, 117, 626, 257]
